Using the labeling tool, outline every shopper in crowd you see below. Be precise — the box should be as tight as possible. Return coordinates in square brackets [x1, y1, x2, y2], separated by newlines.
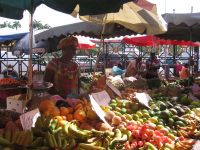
[112, 63, 125, 76]
[125, 57, 144, 77]
[145, 52, 160, 79]
[180, 63, 189, 79]
[44, 36, 80, 98]
[174, 60, 183, 77]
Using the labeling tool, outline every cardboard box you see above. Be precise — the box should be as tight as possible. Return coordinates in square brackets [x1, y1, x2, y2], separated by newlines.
[6, 94, 27, 113]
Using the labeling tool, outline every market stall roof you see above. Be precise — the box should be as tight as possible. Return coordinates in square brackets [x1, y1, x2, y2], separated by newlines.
[0, 0, 133, 20]
[156, 13, 200, 42]
[0, 27, 28, 43]
[35, 22, 135, 42]
[13, 32, 96, 54]
[122, 35, 200, 46]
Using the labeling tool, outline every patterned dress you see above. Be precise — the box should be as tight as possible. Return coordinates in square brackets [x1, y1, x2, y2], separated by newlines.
[44, 58, 79, 98]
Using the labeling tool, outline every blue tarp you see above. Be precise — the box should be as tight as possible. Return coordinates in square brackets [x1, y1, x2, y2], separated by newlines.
[0, 32, 28, 42]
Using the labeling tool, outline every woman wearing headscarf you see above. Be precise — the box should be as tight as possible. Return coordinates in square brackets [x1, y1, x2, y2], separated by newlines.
[44, 36, 80, 98]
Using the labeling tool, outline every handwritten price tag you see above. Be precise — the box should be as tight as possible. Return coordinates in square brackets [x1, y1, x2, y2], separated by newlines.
[89, 95, 111, 127]
[106, 81, 121, 97]
[91, 90, 111, 106]
[20, 108, 41, 130]
[135, 92, 151, 109]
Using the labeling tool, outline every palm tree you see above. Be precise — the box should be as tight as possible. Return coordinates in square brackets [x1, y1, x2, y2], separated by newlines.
[33, 20, 51, 30]
[33, 20, 43, 30]
[12, 21, 21, 29]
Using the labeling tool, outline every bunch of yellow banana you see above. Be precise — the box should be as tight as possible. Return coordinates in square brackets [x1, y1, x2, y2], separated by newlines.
[175, 139, 195, 150]
[66, 121, 93, 141]
[177, 121, 196, 138]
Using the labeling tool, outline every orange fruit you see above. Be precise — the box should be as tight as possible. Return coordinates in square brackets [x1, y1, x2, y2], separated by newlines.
[39, 100, 55, 113]
[67, 114, 73, 122]
[49, 107, 60, 117]
[60, 107, 70, 116]
[73, 110, 86, 122]
[68, 107, 74, 113]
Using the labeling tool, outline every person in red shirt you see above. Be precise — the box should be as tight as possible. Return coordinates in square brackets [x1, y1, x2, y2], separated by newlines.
[180, 63, 189, 79]
[174, 60, 182, 77]
[44, 36, 80, 98]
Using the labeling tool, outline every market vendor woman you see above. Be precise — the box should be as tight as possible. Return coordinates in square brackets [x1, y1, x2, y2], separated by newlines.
[44, 36, 80, 98]
[146, 52, 160, 79]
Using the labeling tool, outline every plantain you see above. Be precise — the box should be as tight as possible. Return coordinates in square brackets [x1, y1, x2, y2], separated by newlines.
[15, 131, 25, 145]
[109, 129, 122, 148]
[61, 139, 69, 150]
[91, 129, 105, 137]
[51, 133, 58, 148]
[4, 129, 12, 142]
[11, 130, 20, 144]
[23, 130, 34, 146]
[46, 132, 54, 148]
[55, 132, 62, 148]
[0, 136, 11, 146]
[79, 143, 105, 150]
[30, 137, 44, 147]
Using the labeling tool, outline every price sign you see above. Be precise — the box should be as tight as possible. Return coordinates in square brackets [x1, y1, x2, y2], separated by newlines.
[20, 108, 41, 130]
[91, 90, 111, 106]
[89, 95, 111, 127]
[192, 140, 200, 150]
[135, 92, 151, 109]
[106, 81, 121, 97]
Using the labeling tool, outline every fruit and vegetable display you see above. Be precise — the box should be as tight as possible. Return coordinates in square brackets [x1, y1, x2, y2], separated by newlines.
[1, 74, 200, 149]
[0, 78, 21, 88]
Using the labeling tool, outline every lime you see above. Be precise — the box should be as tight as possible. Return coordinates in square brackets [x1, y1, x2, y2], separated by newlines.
[132, 114, 139, 121]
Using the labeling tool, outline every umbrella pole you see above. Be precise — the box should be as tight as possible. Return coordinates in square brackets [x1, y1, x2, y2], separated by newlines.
[94, 15, 107, 73]
[27, 9, 33, 101]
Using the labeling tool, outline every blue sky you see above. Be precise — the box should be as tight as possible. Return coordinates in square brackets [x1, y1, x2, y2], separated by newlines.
[0, 0, 200, 31]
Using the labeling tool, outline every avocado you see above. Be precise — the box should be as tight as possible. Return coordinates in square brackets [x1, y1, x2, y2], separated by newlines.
[177, 117, 187, 125]
[172, 115, 180, 121]
[166, 102, 174, 108]
[157, 101, 167, 111]
[175, 106, 185, 116]
[168, 118, 175, 127]
[160, 110, 172, 120]
[169, 108, 178, 115]
[175, 121, 185, 127]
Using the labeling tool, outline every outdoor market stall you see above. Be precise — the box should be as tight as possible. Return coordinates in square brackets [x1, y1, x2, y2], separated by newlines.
[1, 1, 200, 150]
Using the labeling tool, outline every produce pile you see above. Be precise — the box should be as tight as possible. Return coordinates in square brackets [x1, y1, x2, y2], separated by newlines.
[0, 78, 21, 88]
[0, 74, 200, 149]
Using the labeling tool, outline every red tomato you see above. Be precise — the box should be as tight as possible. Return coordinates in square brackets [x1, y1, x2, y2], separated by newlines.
[137, 141, 144, 147]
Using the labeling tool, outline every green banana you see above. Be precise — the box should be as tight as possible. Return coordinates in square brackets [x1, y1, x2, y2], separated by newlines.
[11, 130, 19, 144]
[109, 129, 122, 149]
[30, 137, 44, 147]
[23, 130, 33, 146]
[0, 136, 11, 146]
[66, 138, 76, 150]
[15, 131, 24, 145]
[4, 129, 12, 142]
[55, 132, 62, 148]
[64, 122, 70, 135]
[46, 132, 54, 148]
[61, 139, 69, 150]
[51, 133, 58, 148]
[43, 115, 51, 129]
[49, 119, 58, 131]
[145, 142, 158, 150]
[91, 129, 105, 137]
[68, 122, 92, 140]
[79, 143, 105, 150]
